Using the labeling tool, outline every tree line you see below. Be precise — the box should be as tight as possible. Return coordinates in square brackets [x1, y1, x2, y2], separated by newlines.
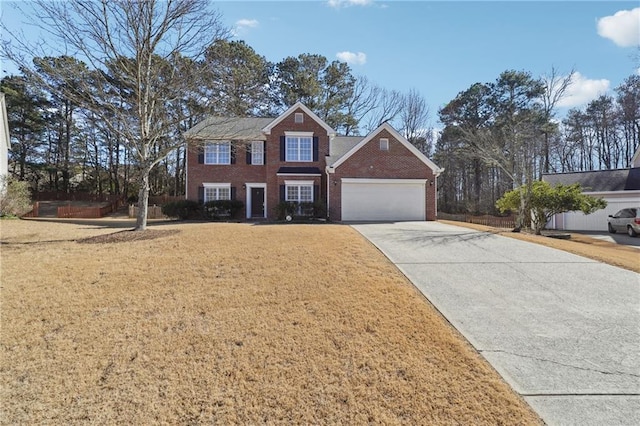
[1, 0, 637, 229]
[435, 71, 639, 216]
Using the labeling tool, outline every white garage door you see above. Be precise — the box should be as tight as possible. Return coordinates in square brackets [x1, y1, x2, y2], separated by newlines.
[564, 200, 636, 231]
[341, 178, 426, 221]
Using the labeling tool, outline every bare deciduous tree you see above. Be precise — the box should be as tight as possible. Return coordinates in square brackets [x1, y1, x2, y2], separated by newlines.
[2, 0, 229, 230]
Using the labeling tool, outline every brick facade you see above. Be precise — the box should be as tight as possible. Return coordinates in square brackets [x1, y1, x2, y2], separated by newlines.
[186, 107, 330, 220]
[327, 129, 437, 221]
[186, 103, 441, 222]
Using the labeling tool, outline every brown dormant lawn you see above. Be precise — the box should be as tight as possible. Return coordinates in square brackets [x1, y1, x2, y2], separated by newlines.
[1, 220, 541, 424]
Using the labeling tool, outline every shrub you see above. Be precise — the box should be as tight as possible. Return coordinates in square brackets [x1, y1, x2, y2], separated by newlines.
[0, 176, 33, 218]
[202, 200, 244, 220]
[161, 200, 201, 220]
[274, 199, 326, 221]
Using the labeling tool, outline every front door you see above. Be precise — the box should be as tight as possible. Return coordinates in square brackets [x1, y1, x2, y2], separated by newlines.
[250, 187, 265, 218]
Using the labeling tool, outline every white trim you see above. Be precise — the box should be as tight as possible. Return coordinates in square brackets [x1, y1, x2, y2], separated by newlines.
[245, 183, 267, 219]
[341, 178, 427, 185]
[379, 138, 389, 151]
[202, 183, 231, 202]
[204, 141, 231, 165]
[277, 173, 321, 177]
[294, 112, 304, 123]
[284, 131, 314, 137]
[329, 122, 443, 174]
[262, 102, 336, 135]
[285, 180, 314, 185]
[284, 134, 313, 162]
[582, 190, 640, 197]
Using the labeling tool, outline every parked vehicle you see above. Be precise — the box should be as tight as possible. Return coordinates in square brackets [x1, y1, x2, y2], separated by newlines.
[607, 207, 640, 237]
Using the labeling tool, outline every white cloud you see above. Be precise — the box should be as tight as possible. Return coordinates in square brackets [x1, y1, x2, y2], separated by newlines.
[597, 8, 640, 47]
[328, 0, 373, 9]
[234, 18, 259, 35]
[336, 51, 367, 65]
[557, 72, 610, 108]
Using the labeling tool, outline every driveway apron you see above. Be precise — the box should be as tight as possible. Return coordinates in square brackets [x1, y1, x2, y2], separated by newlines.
[352, 221, 640, 426]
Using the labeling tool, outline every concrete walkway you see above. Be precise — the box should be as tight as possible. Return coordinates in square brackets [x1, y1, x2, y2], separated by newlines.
[352, 221, 640, 426]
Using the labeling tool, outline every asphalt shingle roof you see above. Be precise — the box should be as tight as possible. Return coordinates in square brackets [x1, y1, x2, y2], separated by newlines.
[184, 117, 274, 140]
[542, 168, 640, 192]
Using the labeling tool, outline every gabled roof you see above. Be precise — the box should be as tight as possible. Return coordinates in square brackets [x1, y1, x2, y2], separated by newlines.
[262, 102, 336, 136]
[184, 116, 274, 140]
[542, 168, 640, 192]
[328, 122, 443, 174]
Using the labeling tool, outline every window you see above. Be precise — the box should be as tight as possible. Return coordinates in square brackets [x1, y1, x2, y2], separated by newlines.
[251, 141, 264, 165]
[285, 135, 313, 162]
[205, 142, 231, 164]
[380, 138, 389, 151]
[204, 185, 230, 202]
[294, 113, 304, 123]
[286, 184, 313, 203]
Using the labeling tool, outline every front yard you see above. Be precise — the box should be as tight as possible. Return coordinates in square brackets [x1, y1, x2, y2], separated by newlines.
[0, 220, 540, 424]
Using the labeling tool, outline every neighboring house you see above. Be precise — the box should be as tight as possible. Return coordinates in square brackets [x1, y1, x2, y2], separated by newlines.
[0, 93, 10, 181]
[184, 102, 444, 221]
[542, 164, 640, 232]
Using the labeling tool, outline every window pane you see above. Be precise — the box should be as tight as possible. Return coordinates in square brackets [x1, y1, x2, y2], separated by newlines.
[286, 137, 298, 161]
[218, 187, 230, 200]
[299, 137, 312, 161]
[205, 142, 230, 164]
[286, 185, 298, 201]
[252, 141, 264, 165]
[300, 185, 313, 202]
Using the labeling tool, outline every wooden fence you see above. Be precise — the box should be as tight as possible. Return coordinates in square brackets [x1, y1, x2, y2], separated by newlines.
[57, 199, 124, 219]
[22, 202, 40, 218]
[128, 205, 166, 219]
[34, 191, 122, 202]
[438, 212, 516, 229]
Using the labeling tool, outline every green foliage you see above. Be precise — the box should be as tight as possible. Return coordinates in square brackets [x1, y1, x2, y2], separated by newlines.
[496, 181, 607, 234]
[202, 200, 244, 221]
[161, 200, 201, 220]
[0, 176, 33, 217]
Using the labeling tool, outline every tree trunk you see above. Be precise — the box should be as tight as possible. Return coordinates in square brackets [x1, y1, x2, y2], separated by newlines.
[135, 170, 150, 231]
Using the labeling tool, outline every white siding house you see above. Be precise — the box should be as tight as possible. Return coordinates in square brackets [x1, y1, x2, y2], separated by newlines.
[542, 148, 640, 231]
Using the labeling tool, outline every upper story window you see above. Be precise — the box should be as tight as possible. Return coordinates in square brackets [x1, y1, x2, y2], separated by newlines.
[251, 141, 264, 165]
[294, 113, 304, 123]
[285, 133, 313, 162]
[205, 141, 231, 164]
[380, 138, 389, 151]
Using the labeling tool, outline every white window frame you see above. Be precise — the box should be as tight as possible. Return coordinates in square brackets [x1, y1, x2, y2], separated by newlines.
[380, 138, 389, 151]
[205, 141, 231, 165]
[251, 141, 264, 165]
[284, 180, 314, 203]
[294, 113, 304, 123]
[203, 183, 231, 202]
[285, 131, 313, 162]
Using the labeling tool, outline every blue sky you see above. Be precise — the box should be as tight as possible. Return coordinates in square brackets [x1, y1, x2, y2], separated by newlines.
[2, 0, 639, 122]
[219, 0, 638, 115]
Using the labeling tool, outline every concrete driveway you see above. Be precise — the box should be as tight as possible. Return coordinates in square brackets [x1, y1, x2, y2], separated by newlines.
[353, 221, 640, 426]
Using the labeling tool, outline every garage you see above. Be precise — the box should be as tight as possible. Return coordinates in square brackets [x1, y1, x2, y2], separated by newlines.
[560, 196, 639, 231]
[341, 178, 426, 221]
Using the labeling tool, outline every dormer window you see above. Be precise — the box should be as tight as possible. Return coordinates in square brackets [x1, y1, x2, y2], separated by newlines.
[380, 138, 389, 151]
[294, 113, 304, 123]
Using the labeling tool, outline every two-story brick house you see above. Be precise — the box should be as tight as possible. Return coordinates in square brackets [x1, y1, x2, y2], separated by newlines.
[184, 102, 443, 221]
